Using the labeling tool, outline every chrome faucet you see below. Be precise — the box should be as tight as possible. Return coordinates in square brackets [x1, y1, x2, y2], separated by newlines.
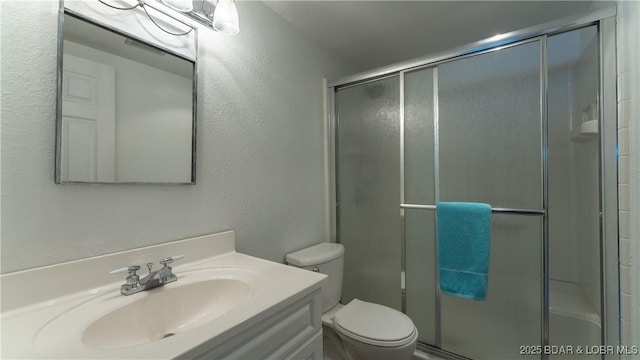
[110, 255, 184, 296]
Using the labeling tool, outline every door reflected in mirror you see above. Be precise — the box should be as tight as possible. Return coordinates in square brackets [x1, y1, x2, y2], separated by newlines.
[57, 12, 196, 184]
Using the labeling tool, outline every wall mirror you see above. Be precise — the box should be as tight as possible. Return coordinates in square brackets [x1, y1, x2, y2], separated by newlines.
[56, 10, 196, 184]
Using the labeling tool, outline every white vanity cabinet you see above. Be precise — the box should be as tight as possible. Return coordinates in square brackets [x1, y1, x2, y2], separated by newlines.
[185, 289, 323, 360]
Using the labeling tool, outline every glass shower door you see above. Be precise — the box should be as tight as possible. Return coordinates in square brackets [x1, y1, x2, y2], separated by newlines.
[335, 76, 402, 310]
[404, 40, 544, 359]
[404, 67, 437, 345]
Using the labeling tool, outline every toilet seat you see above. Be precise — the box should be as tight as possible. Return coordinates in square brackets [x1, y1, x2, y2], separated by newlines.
[332, 299, 417, 348]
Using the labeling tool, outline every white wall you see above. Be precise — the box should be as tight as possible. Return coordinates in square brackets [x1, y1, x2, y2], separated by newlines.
[0, 0, 355, 273]
[617, 0, 640, 351]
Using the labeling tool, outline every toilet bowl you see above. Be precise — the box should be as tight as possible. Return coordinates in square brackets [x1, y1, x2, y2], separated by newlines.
[286, 243, 418, 360]
[330, 299, 417, 360]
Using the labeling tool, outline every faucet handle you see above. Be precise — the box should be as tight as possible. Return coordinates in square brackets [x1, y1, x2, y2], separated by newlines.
[158, 256, 183, 284]
[110, 265, 143, 295]
[160, 255, 184, 266]
[110, 265, 141, 287]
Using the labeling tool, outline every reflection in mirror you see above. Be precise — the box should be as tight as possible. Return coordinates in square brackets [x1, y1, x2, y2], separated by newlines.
[57, 11, 196, 184]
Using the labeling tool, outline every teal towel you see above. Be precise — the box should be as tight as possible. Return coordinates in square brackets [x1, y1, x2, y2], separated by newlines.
[436, 202, 492, 301]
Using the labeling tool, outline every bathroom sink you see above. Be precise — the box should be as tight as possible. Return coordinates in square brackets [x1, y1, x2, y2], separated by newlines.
[34, 268, 256, 353]
[82, 278, 250, 349]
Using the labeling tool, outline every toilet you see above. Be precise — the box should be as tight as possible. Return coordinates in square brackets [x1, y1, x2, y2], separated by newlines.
[286, 243, 418, 360]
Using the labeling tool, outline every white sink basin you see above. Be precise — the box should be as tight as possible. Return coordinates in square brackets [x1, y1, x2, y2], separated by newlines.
[34, 267, 257, 353]
[83, 278, 250, 349]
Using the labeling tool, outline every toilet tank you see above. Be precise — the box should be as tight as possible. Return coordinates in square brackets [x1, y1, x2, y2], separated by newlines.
[286, 243, 344, 312]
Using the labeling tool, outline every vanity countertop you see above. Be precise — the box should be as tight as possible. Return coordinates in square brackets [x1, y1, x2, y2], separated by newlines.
[0, 231, 326, 359]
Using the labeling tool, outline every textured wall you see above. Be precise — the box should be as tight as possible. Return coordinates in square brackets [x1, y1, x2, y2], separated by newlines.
[617, 0, 640, 350]
[0, 0, 354, 273]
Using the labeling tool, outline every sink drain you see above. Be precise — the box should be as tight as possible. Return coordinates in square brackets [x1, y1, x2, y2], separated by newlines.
[162, 333, 175, 339]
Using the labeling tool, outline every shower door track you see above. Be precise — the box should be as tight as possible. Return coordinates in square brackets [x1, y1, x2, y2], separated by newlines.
[401, 203, 545, 216]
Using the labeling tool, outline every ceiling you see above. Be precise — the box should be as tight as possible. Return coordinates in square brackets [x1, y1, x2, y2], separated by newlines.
[262, 1, 606, 72]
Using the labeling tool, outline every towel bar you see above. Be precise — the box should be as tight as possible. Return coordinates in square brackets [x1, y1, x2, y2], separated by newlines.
[400, 203, 545, 216]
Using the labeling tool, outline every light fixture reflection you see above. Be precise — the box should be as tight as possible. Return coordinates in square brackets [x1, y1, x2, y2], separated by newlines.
[213, 0, 239, 35]
[487, 33, 510, 42]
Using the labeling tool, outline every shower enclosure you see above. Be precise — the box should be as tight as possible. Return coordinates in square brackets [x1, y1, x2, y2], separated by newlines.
[330, 8, 618, 360]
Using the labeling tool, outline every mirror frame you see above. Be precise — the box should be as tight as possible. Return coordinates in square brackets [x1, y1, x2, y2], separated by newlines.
[55, 4, 198, 185]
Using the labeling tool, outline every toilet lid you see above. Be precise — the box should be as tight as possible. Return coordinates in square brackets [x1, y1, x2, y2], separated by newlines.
[333, 299, 416, 346]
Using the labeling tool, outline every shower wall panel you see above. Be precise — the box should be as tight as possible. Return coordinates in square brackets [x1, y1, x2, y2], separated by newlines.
[570, 27, 601, 315]
[547, 26, 602, 309]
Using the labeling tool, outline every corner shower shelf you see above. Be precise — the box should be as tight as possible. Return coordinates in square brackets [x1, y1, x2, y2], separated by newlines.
[570, 119, 598, 142]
